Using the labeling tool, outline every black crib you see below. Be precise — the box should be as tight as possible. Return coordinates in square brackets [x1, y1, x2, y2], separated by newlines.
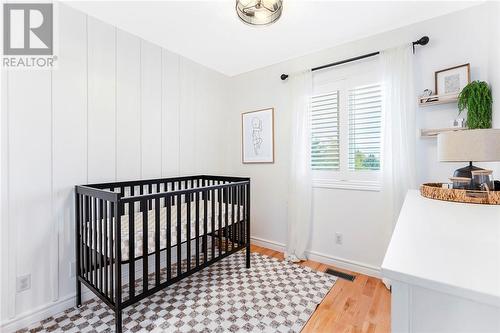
[75, 175, 250, 332]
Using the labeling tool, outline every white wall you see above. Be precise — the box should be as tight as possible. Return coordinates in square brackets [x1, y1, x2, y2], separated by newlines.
[225, 3, 496, 274]
[0, 3, 230, 328]
[2, 1, 499, 330]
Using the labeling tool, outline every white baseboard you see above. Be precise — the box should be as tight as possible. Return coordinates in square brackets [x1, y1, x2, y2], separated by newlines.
[306, 250, 381, 278]
[0, 287, 96, 333]
[250, 236, 381, 278]
[250, 236, 286, 252]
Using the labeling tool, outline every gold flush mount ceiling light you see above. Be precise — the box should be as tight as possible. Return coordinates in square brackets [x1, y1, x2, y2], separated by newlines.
[236, 0, 283, 26]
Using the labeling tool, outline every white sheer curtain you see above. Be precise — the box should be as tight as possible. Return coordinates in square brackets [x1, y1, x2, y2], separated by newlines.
[381, 45, 417, 226]
[285, 70, 313, 262]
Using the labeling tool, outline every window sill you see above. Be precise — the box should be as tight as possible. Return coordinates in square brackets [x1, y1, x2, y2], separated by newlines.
[312, 179, 382, 192]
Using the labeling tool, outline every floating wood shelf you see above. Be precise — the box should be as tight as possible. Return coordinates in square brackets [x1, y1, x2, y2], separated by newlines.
[418, 93, 458, 107]
[420, 127, 467, 137]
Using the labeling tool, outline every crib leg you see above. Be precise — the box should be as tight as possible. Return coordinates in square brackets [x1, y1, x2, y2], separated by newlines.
[115, 309, 123, 333]
[246, 245, 251, 268]
[76, 279, 82, 307]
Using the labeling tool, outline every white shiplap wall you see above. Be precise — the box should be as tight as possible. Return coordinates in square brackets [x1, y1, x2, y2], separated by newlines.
[0, 3, 230, 329]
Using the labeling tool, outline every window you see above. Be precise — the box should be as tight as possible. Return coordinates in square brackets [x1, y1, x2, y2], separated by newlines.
[311, 91, 340, 170]
[311, 59, 382, 191]
[348, 84, 382, 171]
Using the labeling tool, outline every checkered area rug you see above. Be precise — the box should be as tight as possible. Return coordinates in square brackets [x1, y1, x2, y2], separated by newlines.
[18, 251, 336, 333]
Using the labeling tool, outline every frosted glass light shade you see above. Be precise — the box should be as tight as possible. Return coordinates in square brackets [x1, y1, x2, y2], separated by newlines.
[438, 129, 500, 162]
[236, 0, 283, 26]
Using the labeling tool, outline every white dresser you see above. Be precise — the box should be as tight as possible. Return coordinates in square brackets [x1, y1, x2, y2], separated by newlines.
[382, 190, 500, 333]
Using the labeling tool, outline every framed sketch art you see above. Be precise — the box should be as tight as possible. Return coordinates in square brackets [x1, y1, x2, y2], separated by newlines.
[435, 63, 470, 95]
[242, 108, 274, 164]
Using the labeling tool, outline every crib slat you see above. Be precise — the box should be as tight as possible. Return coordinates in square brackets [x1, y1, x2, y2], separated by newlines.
[109, 201, 114, 302]
[98, 199, 103, 291]
[142, 200, 148, 292]
[166, 196, 172, 281]
[237, 186, 241, 246]
[93, 197, 98, 285]
[231, 187, 235, 250]
[218, 188, 222, 257]
[82, 195, 87, 280]
[155, 198, 160, 286]
[224, 187, 228, 253]
[203, 190, 208, 264]
[186, 193, 191, 272]
[129, 201, 135, 299]
[103, 200, 108, 297]
[240, 186, 244, 248]
[165, 183, 169, 207]
[195, 192, 200, 267]
[148, 184, 153, 209]
[211, 189, 215, 260]
[176, 194, 182, 277]
[86, 196, 91, 281]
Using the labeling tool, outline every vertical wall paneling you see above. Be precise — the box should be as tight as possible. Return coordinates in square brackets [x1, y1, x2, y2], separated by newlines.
[1, 71, 15, 320]
[1, 4, 231, 328]
[8, 70, 53, 315]
[162, 51, 181, 176]
[87, 17, 116, 183]
[116, 30, 141, 181]
[52, 4, 88, 299]
[140, 41, 162, 178]
[195, 68, 225, 174]
[179, 59, 197, 174]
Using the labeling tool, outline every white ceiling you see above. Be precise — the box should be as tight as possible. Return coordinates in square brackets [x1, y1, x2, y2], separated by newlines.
[67, 1, 481, 76]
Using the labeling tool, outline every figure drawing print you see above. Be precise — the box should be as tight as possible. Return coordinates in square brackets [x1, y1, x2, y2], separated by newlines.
[251, 117, 263, 155]
[242, 108, 274, 163]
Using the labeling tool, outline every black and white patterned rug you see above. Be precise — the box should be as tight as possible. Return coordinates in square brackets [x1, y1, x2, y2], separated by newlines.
[18, 251, 336, 333]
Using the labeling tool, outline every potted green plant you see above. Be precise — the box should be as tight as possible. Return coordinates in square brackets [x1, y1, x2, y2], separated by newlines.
[458, 81, 493, 129]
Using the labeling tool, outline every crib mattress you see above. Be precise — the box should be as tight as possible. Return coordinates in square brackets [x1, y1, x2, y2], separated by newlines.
[84, 200, 244, 261]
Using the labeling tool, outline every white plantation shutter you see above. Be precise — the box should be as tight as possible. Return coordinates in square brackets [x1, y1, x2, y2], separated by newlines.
[311, 91, 340, 170]
[348, 83, 382, 171]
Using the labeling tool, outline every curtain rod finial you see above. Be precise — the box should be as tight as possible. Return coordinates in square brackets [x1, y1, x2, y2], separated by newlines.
[413, 36, 429, 46]
[412, 36, 429, 53]
[281, 74, 289, 81]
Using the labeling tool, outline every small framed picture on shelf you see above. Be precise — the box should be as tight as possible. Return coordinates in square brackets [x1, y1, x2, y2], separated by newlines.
[434, 63, 470, 95]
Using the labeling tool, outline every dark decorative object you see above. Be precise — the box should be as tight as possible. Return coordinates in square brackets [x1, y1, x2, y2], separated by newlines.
[453, 161, 483, 178]
[458, 81, 493, 129]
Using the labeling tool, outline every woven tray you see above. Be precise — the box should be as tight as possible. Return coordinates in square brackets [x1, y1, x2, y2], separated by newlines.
[420, 183, 500, 205]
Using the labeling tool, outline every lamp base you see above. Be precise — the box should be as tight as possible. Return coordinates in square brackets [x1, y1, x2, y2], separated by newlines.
[453, 162, 483, 178]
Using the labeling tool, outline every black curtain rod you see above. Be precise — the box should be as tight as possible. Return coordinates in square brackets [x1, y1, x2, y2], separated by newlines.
[280, 36, 429, 81]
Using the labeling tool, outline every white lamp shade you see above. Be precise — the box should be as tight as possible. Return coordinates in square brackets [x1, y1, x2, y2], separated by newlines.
[438, 129, 500, 162]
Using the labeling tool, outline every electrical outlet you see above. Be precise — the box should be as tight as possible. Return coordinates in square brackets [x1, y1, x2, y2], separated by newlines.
[16, 274, 31, 293]
[69, 261, 76, 277]
[335, 232, 343, 245]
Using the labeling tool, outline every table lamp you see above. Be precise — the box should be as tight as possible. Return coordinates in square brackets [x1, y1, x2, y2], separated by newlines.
[437, 129, 500, 178]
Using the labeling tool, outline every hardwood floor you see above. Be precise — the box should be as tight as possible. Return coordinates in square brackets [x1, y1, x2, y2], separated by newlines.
[250, 244, 391, 333]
